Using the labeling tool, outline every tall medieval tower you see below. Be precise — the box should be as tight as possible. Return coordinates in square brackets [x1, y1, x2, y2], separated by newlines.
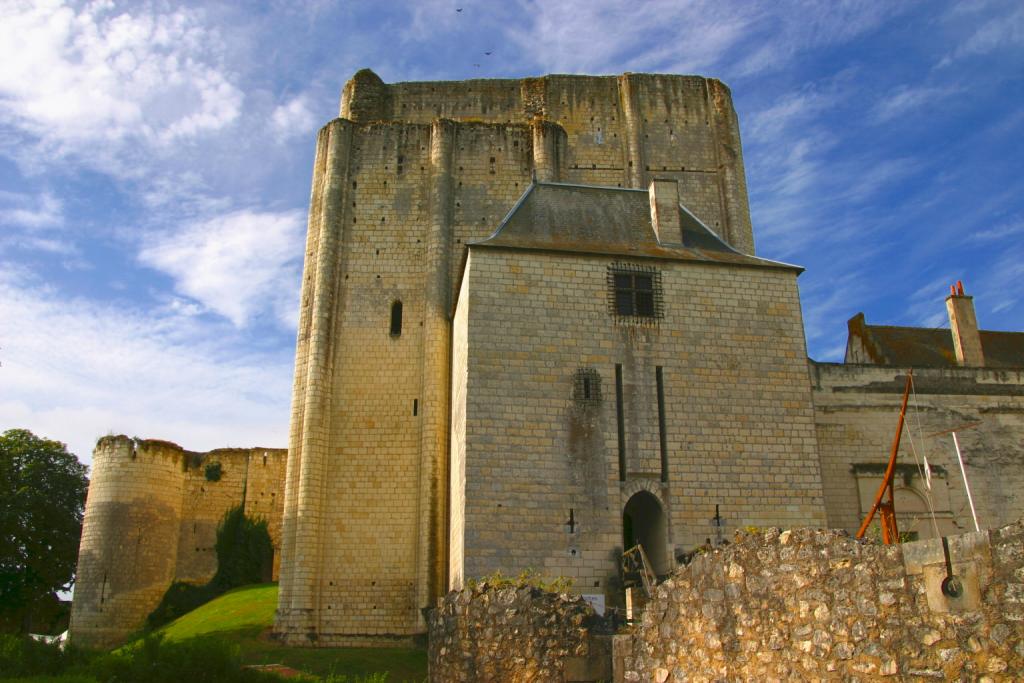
[274, 69, 759, 644]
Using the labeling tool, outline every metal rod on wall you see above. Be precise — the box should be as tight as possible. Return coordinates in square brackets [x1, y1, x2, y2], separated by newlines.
[951, 432, 980, 532]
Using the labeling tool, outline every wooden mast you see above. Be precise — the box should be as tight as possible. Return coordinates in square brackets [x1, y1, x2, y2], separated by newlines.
[855, 370, 914, 544]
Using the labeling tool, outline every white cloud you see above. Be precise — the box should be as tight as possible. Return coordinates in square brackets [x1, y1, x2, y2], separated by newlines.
[271, 96, 317, 141]
[138, 208, 305, 328]
[0, 0, 243, 174]
[0, 271, 291, 465]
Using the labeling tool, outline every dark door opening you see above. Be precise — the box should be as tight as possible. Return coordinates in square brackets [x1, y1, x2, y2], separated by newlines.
[623, 491, 669, 575]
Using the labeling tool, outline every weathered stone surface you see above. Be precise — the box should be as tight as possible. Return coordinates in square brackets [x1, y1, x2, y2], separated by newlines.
[428, 582, 608, 682]
[623, 523, 1024, 681]
[70, 436, 286, 649]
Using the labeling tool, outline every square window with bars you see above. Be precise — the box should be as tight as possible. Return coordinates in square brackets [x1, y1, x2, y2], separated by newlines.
[608, 264, 663, 322]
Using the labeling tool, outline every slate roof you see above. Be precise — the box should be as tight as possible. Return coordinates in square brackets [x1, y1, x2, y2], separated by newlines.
[470, 182, 800, 271]
[846, 313, 1024, 368]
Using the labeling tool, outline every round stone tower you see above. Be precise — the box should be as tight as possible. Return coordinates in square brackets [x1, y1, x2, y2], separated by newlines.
[69, 436, 186, 649]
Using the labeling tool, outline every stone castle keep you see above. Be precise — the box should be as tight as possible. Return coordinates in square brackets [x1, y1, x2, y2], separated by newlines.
[69, 70, 1024, 649]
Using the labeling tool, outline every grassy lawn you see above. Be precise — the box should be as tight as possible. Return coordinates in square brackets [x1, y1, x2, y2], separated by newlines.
[154, 584, 427, 682]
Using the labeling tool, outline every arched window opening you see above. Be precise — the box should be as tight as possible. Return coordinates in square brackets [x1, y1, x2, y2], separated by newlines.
[390, 300, 403, 336]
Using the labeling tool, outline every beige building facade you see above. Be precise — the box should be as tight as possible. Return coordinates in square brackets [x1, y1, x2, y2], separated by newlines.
[70, 70, 1024, 648]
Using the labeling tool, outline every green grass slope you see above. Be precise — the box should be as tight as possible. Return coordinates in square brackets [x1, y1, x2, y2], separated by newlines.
[153, 584, 426, 682]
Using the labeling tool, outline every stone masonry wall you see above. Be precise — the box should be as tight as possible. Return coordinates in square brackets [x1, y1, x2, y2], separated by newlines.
[428, 582, 605, 683]
[811, 362, 1024, 537]
[451, 246, 826, 600]
[340, 70, 754, 254]
[626, 523, 1024, 681]
[70, 436, 286, 649]
[278, 69, 762, 643]
[276, 117, 540, 645]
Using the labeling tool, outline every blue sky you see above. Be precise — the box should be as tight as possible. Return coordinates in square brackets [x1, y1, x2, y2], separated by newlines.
[1, 0, 1022, 464]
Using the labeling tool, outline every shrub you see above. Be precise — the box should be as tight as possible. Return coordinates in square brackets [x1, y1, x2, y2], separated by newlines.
[84, 634, 281, 683]
[0, 633, 64, 676]
[466, 568, 573, 593]
[211, 506, 273, 590]
[146, 506, 272, 629]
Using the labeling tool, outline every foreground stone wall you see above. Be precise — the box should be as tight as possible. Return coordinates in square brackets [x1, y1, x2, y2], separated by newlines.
[71, 436, 286, 649]
[626, 523, 1024, 681]
[428, 582, 608, 683]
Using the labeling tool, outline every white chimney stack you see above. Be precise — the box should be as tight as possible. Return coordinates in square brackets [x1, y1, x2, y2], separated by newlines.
[648, 179, 682, 243]
[946, 280, 985, 367]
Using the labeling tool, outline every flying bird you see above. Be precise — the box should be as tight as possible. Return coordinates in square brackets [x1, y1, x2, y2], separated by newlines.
[456, 7, 462, 11]
[485, 51, 492, 56]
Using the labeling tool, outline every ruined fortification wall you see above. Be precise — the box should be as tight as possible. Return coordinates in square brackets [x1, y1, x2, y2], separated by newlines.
[70, 436, 285, 649]
[339, 70, 753, 253]
[449, 246, 825, 598]
[428, 582, 608, 683]
[811, 362, 1024, 538]
[626, 524, 1024, 681]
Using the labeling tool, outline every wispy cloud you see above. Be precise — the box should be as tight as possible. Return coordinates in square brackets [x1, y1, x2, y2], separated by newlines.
[0, 190, 63, 230]
[871, 85, 960, 123]
[727, 2, 910, 77]
[969, 216, 1024, 242]
[938, 1, 1024, 67]
[138, 208, 305, 328]
[0, 270, 291, 463]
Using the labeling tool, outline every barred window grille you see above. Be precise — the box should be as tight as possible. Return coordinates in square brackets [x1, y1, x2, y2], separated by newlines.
[608, 263, 663, 323]
[573, 368, 602, 404]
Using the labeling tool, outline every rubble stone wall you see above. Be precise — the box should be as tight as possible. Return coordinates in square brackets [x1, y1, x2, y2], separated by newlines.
[428, 582, 607, 683]
[626, 523, 1024, 682]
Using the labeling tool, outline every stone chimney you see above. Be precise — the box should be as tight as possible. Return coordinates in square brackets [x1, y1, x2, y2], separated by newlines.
[946, 280, 985, 367]
[648, 179, 682, 243]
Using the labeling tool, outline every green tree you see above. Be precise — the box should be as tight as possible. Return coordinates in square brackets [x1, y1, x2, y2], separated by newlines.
[0, 429, 88, 632]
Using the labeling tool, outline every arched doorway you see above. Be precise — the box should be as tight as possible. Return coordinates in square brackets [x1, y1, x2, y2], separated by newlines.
[622, 491, 669, 575]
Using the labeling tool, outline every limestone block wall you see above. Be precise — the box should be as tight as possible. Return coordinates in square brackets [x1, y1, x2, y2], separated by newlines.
[449, 247, 826, 600]
[277, 115, 568, 644]
[625, 523, 1024, 681]
[70, 437, 286, 649]
[339, 70, 754, 253]
[811, 362, 1024, 537]
[279, 69, 763, 642]
[71, 437, 185, 649]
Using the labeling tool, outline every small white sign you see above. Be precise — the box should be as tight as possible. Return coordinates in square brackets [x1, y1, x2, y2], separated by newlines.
[582, 593, 605, 616]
